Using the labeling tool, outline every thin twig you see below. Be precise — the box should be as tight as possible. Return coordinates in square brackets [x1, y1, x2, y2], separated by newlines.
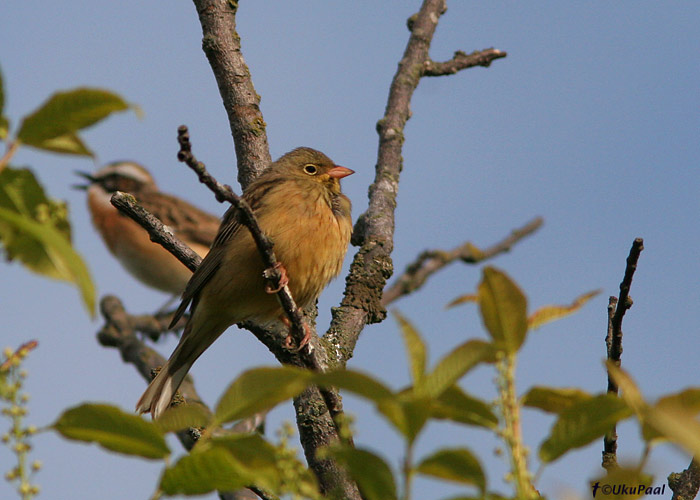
[110, 192, 202, 273]
[382, 216, 542, 306]
[423, 48, 507, 76]
[602, 237, 644, 471]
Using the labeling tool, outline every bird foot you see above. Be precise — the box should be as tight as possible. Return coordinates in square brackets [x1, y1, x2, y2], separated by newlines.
[264, 262, 289, 293]
[281, 316, 313, 352]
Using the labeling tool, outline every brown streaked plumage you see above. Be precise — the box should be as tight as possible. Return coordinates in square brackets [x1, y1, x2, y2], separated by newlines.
[136, 147, 353, 418]
[78, 161, 220, 294]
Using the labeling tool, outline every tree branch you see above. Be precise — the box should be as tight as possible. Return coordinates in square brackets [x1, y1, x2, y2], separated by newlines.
[192, 0, 271, 189]
[423, 48, 507, 76]
[382, 216, 542, 306]
[325, 0, 507, 363]
[669, 459, 700, 500]
[602, 237, 644, 471]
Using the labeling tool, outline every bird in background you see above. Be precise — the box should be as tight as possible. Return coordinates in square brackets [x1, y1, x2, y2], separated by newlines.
[76, 161, 221, 295]
[136, 147, 354, 418]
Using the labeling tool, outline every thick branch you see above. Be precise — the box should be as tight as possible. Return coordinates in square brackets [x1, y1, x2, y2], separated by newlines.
[192, 0, 271, 189]
[602, 238, 644, 471]
[669, 459, 700, 500]
[325, 0, 507, 364]
[382, 216, 542, 306]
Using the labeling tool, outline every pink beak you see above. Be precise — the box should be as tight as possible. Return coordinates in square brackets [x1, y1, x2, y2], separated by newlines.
[328, 165, 355, 179]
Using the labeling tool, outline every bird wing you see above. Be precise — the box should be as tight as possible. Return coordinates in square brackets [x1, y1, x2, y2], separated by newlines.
[137, 192, 220, 248]
[169, 204, 244, 327]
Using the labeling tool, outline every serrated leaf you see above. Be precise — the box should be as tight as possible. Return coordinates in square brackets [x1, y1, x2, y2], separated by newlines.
[321, 445, 397, 500]
[160, 447, 250, 495]
[446, 293, 478, 309]
[431, 385, 498, 429]
[155, 403, 213, 433]
[0, 204, 95, 315]
[214, 367, 312, 425]
[315, 368, 395, 403]
[416, 447, 485, 492]
[16, 88, 134, 156]
[53, 403, 169, 459]
[420, 339, 496, 398]
[522, 386, 592, 414]
[393, 310, 427, 386]
[539, 393, 633, 462]
[478, 267, 528, 353]
[528, 289, 601, 330]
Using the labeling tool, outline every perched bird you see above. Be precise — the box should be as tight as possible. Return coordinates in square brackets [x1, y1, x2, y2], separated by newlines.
[136, 147, 354, 418]
[76, 161, 220, 294]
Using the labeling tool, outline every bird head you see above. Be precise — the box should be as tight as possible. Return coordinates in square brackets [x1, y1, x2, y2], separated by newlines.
[74, 161, 156, 194]
[272, 147, 354, 195]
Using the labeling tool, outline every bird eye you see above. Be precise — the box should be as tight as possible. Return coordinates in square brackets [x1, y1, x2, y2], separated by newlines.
[303, 164, 318, 175]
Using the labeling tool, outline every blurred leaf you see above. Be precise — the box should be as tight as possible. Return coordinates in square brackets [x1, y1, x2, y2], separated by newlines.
[155, 403, 213, 433]
[0, 168, 95, 314]
[590, 467, 654, 500]
[315, 368, 395, 403]
[0, 64, 7, 139]
[478, 267, 528, 353]
[0, 64, 5, 115]
[431, 385, 498, 429]
[606, 362, 645, 413]
[53, 403, 169, 459]
[160, 447, 250, 495]
[16, 88, 134, 156]
[642, 388, 700, 442]
[392, 394, 432, 443]
[215, 366, 312, 425]
[528, 289, 601, 330]
[393, 310, 427, 387]
[416, 447, 485, 492]
[321, 445, 397, 500]
[446, 293, 478, 309]
[0, 116, 8, 141]
[420, 339, 496, 398]
[644, 404, 700, 459]
[539, 393, 633, 462]
[522, 386, 592, 414]
[207, 434, 284, 492]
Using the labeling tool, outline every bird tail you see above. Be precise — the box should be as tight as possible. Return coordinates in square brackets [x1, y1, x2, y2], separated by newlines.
[136, 319, 225, 419]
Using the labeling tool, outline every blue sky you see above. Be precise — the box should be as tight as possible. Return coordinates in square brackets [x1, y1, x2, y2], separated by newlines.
[2, 2, 699, 499]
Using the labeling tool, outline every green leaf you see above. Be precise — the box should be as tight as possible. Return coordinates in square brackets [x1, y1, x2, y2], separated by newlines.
[431, 385, 498, 429]
[315, 368, 395, 403]
[642, 388, 700, 443]
[539, 393, 633, 462]
[0, 64, 5, 115]
[522, 386, 592, 414]
[52, 403, 169, 459]
[160, 447, 250, 495]
[644, 404, 700, 459]
[528, 289, 601, 330]
[16, 88, 134, 156]
[214, 366, 312, 425]
[321, 445, 397, 500]
[393, 310, 427, 387]
[445, 293, 478, 309]
[420, 339, 496, 398]
[478, 267, 528, 353]
[155, 403, 212, 433]
[0, 168, 95, 314]
[416, 447, 485, 492]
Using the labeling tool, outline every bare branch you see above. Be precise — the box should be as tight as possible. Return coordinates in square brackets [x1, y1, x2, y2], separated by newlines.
[382, 216, 542, 306]
[669, 459, 700, 500]
[424, 48, 507, 76]
[192, 0, 271, 188]
[602, 237, 644, 471]
[326, 0, 507, 363]
[110, 192, 202, 273]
